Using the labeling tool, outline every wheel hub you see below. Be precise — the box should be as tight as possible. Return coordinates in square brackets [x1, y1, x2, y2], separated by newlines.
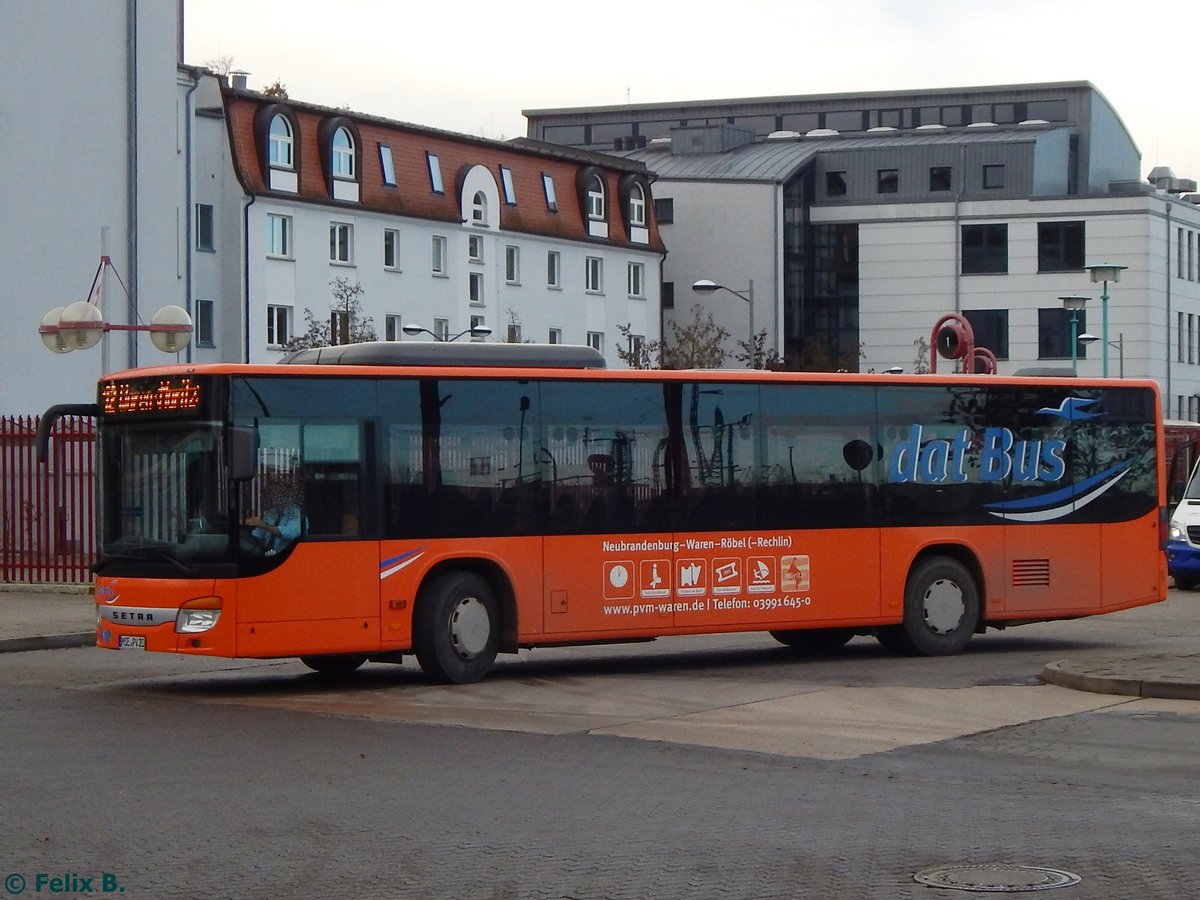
[449, 597, 490, 658]
[923, 578, 965, 634]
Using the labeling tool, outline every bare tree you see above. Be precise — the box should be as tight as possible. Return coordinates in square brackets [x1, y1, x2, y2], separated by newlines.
[204, 55, 234, 76]
[283, 278, 376, 351]
[616, 304, 729, 369]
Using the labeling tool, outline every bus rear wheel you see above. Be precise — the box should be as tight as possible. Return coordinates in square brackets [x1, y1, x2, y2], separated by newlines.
[413, 571, 499, 684]
[300, 653, 367, 676]
[877, 556, 980, 656]
[769, 628, 854, 653]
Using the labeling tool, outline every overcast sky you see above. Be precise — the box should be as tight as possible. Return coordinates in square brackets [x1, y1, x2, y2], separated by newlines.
[185, 0, 1197, 176]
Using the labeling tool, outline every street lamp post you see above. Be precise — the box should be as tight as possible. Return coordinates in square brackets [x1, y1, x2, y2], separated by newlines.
[402, 323, 493, 342]
[1084, 263, 1127, 377]
[1078, 332, 1124, 378]
[1060, 295, 1088, 374]
[691, 278, 755, 365]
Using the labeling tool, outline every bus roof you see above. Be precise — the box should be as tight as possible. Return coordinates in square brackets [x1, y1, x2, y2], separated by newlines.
[279, 341, 607, 369]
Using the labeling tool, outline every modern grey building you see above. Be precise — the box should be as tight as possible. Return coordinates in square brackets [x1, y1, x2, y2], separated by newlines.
[527, 83, 1200, 415]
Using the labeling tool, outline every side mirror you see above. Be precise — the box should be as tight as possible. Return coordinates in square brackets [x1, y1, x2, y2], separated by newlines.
[229, 427, 258, 482]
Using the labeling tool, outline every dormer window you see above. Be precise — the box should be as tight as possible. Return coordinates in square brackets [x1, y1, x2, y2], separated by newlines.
[628, 183, 646, 227]
[332, 127, 355, 179]
[471, 191, 488, 226]
[269, 115, 293, 169]
[587, 175, 605, 221]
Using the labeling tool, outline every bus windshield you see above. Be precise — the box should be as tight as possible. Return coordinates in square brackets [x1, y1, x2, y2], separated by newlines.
[98, 422, 235, 571]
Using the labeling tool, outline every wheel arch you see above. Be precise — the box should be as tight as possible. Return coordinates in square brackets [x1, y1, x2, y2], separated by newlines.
[909, 542, 987, 631]
[415, 557, 519, 652]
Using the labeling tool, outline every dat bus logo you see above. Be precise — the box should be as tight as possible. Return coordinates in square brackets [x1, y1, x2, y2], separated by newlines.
[887, 424, 1067, 485]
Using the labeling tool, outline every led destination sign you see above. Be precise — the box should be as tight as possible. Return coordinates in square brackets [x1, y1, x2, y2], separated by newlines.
[100, 376, 203, 415]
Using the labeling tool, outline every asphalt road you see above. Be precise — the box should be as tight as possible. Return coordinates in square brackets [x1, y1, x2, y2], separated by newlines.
[2, 594, 1199, 899]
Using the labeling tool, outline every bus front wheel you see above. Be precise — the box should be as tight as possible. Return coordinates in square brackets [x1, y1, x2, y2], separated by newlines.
[877, 556, 980, 656]
[413, 571, 499, 684]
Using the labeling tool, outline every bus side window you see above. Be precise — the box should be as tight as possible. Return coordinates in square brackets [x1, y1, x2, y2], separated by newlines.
[301, 422, 362, 537]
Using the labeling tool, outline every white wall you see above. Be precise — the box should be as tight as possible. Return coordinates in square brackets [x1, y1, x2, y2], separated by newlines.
[0, 1, 180, 415]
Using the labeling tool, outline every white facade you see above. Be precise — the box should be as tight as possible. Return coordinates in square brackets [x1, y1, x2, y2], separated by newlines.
[0, 1, 184, 415]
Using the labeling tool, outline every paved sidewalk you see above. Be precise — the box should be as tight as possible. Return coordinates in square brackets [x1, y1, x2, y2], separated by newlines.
[0, 584, 96, 653]
[2, 584, 1200, 701]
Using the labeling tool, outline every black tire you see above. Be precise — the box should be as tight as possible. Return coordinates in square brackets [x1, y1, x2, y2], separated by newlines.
[877, 556, 980, 656]
[412, 571, 499, 684]
[770, 628, 854, 653]
[299, 653, 367, 676]
[1173, 575, 1197, 591]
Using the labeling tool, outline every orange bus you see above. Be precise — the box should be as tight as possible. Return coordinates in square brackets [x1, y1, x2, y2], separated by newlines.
[40, 342, 1167, 682]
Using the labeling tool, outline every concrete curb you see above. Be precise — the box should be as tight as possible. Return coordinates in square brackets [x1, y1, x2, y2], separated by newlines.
[0, 633, 96, 654]
[1040, 660, 1200, 702]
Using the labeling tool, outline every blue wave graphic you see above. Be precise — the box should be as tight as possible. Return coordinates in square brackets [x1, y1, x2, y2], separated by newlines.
[983, 458, 1135, 522]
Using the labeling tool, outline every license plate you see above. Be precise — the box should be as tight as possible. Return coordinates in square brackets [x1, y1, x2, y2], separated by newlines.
[119, 635, 146, 650]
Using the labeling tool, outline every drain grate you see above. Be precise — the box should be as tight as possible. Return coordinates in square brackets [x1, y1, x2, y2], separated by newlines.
[913, 864, 1081, 892]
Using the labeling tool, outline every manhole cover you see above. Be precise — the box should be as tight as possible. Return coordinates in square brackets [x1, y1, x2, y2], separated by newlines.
[913, 864, 1081, 892]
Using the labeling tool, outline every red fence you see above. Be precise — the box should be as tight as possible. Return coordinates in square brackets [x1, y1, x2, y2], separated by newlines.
[0, 416, 95, 584]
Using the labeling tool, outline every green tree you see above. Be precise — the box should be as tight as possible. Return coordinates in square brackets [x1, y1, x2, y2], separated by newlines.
[284, 278, 376, 351]
[262, 79, 289, 99]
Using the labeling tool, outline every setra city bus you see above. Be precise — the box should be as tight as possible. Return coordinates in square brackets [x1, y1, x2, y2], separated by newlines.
[39, 342, 1167, 683]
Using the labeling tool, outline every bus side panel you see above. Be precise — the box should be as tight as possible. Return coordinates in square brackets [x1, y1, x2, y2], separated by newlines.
[543, 534, 675, 635]
[1002, 523, 1102, 616]
[378, 537, 543, 646]
[878, 528, 1002, 622]
[234, 541, 381, 657]
[1100, 516, 1167, 612]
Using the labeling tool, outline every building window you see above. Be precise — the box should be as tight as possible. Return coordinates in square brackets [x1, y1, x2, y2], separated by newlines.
[542, 173, 558, 212]
[469, 271, 484, 304]
[961, 224, 1008, 274]
[329, 222, 353, 264]
[929, 166, 952, 192]
[268, 115, 293, 168]
[195, 203, 214, 251]
[505, 245, 520, 284]
[379, 144, 396, 186]
[983, 164, 1005, 189]
[1189, 231, 1195, 280]
[468, 233, 484, 263]
[654, 198, 673, 224]
[433, 317, 449, 341]
[628, 183, 646, 227]
[627, 262, 645, 298]
[470, 314, 486, 336]
[587, 331, 604, 353]
[628, 334, 645, 357]
[332, 127, 355, 179]
[548, 327, 562, 344]
[662, 281, 674, 309]
[195, 299, 214, 348]
[1038, 307, 1086, 359]
[471, 191, 488, 226]
[384, 229, 400, 270]
[1038, 221, 1085, 272]
[586, 256, 603, 293]
[266, 305, 291, 347]
[267, 214, 291, 258]
[826, 171, 847, 197]
[330, 310, 350, 345]
[877, 169, 898, 194]
[1179, 312, 1186, 363]
[385, 314, 402, 341]
[432, 235, 447, 275]
[587, 175, 605, 220]
[507, 323, 522, 343]
[500, 166, 517, 204]
[962, 309, 1009, 359]
[547, 251, 561, 288]
[427, 152, 444, 193]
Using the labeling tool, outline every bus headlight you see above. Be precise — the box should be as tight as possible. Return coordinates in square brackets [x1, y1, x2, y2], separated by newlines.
[175, 596, 223, 633]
